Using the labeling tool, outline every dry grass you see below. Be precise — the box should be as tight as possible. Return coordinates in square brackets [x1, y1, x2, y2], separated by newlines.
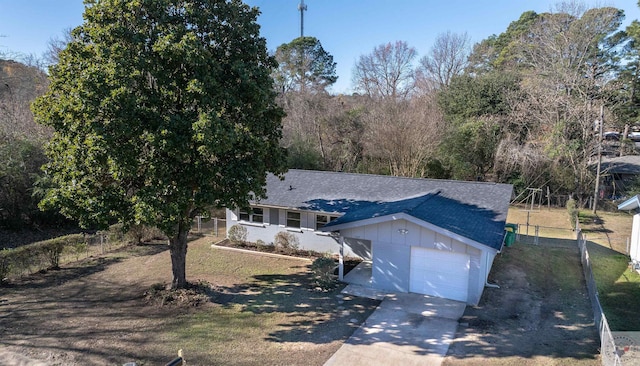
[0, 237, 379, 365]
[507, 205, 640, 331]
[444, 243, 599, 366]
[507, 205, 633, 253]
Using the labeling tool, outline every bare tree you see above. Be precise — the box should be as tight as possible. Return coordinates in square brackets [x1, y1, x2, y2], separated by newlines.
[44, 28, 74, 67]
[279, 91, 332, 169]
[0, 60, 50, 140]
[352, 41, 417, 100]
[362, 93, 445, 177]
[417, 31, 471, 90]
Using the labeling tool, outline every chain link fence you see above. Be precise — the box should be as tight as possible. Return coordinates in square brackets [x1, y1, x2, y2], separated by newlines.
[191, 216, 226, 237]
[512, 223, 576, 247]
[577, 230, 623, 366]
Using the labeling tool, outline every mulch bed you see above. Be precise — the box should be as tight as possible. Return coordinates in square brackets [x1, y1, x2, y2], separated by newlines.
[215, 239, 363, 274]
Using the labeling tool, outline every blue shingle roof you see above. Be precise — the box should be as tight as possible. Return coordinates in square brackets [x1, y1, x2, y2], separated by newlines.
[254, 170, 513, 250]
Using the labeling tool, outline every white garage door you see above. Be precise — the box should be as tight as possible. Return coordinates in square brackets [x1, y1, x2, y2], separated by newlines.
[409, 247, 470, 302]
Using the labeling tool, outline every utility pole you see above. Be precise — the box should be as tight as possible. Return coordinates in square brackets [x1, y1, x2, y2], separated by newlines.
[593, 105, 604, 214]
[298, 0, 307, 37]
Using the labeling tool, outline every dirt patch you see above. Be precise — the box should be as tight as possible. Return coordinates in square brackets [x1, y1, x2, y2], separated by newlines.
[143, 281, 216, 307]
[443, 244, 600, 366]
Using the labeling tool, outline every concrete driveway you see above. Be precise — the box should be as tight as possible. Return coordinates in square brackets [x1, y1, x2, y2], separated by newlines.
[324, 286, 466, 366]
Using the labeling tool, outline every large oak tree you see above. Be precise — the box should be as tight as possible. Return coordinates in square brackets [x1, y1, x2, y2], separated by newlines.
[32, 0, 287, 289]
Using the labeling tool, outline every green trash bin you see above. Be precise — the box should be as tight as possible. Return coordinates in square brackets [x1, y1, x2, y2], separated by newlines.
[504, 223, 518, 247]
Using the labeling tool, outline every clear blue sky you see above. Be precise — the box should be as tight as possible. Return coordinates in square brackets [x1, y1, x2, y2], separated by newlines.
[1, 0, 639, 94]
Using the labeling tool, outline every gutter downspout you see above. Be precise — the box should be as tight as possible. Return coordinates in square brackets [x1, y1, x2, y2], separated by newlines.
[338, 235, 344, 281]
[485, 234, 505, 289]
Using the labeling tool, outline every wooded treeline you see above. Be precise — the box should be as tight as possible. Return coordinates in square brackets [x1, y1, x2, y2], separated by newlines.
[276, 3, 640, 207]
[1, 1, 640, 229]
[0, 59, 63, 229]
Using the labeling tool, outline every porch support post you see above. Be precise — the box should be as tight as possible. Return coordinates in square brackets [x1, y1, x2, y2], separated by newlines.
[339, 236, 344, 281]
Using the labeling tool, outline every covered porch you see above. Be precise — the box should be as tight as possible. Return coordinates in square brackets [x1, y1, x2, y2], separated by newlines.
[343, 260, 373, 287]
[341, 261, 390, 300]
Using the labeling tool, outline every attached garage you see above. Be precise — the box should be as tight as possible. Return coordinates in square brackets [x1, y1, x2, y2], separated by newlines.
[409, 247, 470, 302]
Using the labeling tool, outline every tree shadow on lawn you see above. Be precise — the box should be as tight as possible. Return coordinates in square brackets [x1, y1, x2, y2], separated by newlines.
[0, 247, 183, 365]
[446, 242, 600, 362]
[211, 271, 380, 344]
[0, 273, 181, 365]
[0, 256, 124, 291]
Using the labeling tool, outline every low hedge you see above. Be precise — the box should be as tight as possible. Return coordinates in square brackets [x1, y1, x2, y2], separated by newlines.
[0, 234, 86, 281]
[34, 234, 85, 269]
[0, 249, 12, 281]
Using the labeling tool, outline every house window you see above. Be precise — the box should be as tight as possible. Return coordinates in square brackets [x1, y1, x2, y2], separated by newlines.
[286, 211, 301, 228]
[316, 214, 337, 230]
[252, 208, 264, 223]
[239, 207, 263, 223]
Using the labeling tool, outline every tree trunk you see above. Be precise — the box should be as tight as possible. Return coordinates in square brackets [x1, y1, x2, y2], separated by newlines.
[169, 222, 189, 289]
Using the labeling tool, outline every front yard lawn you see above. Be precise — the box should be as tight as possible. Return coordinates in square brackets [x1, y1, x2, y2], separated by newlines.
[0, 237, 379, 365]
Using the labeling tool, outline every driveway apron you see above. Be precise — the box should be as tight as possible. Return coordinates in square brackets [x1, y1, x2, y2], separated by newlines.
[324, 289, 466, 366]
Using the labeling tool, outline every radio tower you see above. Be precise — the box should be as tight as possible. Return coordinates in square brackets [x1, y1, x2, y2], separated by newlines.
[298, 0, 307, 37]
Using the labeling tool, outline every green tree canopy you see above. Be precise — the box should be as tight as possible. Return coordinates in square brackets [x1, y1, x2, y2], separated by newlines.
[466, 11, 539, 74]
[437, 72, 520, 180]
[32, 0, 287, 289]
[273, 36, 337, 93]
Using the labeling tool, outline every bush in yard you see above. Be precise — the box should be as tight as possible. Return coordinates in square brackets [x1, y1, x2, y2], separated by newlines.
[34, 234, 85, 269]
[311, 256, 337, 290]
[66, 240, 89, 261]
[35, 240, 66, 270]
[228, 225, 248, 244]
[274, 231, 299, 253]
[105, 223, 126, 244]
[125, 224, 165, 244]
[0, 249, 12, 281]
[566, 198, 578, 230]
[11, 245, 35, 275]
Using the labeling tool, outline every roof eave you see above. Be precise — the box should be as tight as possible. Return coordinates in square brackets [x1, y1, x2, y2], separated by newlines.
[618, 195, 640, 211]
[320, 212, 500, 252]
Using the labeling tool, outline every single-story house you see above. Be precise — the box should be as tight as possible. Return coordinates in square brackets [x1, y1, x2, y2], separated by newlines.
[617, 195, 640, 269]
[226, 169, 513, 305]
[598, 155, 640, 199]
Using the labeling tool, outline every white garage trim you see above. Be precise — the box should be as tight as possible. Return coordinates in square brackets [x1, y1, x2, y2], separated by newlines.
[409, 247, 470, 302]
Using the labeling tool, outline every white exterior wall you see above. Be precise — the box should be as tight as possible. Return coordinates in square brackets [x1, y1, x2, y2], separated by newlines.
[341, 218, 488, 305]
[226, 208, 366, 257]
[631, 214, 640, 263]
[226, 209, 495, 305]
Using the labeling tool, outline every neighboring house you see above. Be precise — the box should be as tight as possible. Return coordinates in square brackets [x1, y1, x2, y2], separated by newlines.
[617, 195, 640, 269]
[226, 169, 513, 305]
[599, 155, 640, 199]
